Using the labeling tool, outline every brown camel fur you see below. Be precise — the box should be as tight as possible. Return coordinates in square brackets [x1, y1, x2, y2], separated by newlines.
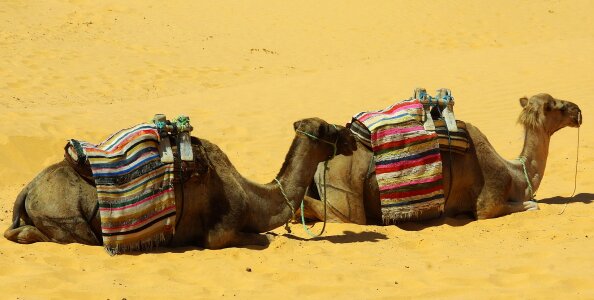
[4, 118, 357, 249]
[302, 93, 582, 224]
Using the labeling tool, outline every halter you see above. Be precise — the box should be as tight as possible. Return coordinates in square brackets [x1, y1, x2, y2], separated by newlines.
[295, 127, 338, 159]
[276, 123, 339, 237]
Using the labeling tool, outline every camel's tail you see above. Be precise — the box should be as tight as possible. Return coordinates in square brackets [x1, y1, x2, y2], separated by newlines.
[5, 182, 52, 243]
[8, 183, 31, 230]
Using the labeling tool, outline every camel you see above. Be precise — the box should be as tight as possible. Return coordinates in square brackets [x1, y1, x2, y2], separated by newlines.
[302, 93, 582, 224]
[4, 117, 357, 249]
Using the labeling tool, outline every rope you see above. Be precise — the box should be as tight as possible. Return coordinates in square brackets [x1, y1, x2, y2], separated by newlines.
[558, 126, 580, 215]
[517, 156, 535, 201]
[295, 124, 338, 238]
[366, 155, 375, 179]
[175, 136, 185, 233]
[300, 160, 329, 238]
[433, 94, 454, 210]
[274, 123, 338, 237]
[274, 178, 295, 233]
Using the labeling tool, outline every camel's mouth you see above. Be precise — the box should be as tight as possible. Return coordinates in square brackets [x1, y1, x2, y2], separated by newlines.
[576, 111, 582, 127]
[334, 126, 357, 156]
[337, 139, 357, 156]
[570, 111, 582, 128]
[341, 146, 356, 156]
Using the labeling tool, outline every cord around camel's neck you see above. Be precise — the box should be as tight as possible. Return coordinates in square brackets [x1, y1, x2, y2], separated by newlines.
[517, 125, 552, 199]
[244, 135, 331, 233]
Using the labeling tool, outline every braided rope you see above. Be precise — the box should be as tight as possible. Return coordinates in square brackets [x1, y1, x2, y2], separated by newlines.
[274, 178, 295, 233]
[295, 124, 338, 238]
[517, 156, 535, 201]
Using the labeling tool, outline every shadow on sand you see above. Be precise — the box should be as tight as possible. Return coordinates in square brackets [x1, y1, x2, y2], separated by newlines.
[121, 239, 273, 255]
[98, 230, 391, 256]
[282, 230, 388, 244]
[538, 193, 594, 205]
[396, 214, 475, 232]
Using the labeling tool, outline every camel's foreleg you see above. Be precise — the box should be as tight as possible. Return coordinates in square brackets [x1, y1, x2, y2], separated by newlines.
[204, 228, 271, 249]
[476, 186, 539, 219]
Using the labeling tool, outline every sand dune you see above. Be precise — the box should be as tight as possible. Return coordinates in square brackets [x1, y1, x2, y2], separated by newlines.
[1, 1, 593, 299]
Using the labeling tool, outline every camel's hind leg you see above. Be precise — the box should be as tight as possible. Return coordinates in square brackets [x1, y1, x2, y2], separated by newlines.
[4, 181, 51, 244]
[4, 217, 100, 245]
[4, 225, 51, 244]
[30, 217, 101, 245]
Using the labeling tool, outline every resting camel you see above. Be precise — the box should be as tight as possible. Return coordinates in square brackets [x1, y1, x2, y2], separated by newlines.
[4, 118, 357, 249]
[302, 93, 582, 224]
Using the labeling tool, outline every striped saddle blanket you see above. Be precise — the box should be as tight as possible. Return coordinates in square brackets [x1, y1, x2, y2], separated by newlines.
[351, 117, 470, 154]
[68, 123, 176, 254]
[351, 99, 446, 223]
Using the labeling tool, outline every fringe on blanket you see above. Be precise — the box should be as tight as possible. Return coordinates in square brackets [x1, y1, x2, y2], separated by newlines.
[74, 123, 176, 254]
[352, 99, 446, 223]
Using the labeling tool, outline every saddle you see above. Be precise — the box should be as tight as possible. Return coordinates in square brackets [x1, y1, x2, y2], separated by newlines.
[64, 114, 208, 186]
[349, 88, 470, 154]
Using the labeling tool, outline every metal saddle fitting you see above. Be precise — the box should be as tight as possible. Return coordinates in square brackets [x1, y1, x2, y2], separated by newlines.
[414, 87, 436, 131]
[152, 114, 195, 163]
[435, 88, 458, 132]
[413, 88, 458, 132]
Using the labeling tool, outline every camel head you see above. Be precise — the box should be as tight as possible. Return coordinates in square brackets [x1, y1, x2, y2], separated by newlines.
[293, 117, 357, 157]
[518, 93, 582, 134]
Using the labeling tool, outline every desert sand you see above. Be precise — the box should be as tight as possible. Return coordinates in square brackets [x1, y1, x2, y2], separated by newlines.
[1, 1, 593, 299]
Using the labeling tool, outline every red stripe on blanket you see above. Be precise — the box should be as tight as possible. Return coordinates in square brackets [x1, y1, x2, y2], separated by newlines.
[372, 134, 435, 152]
[357, 101, 421, 122]
[375, 153, 442, 174]
[372, 125, 425, 139]
[381, 184, 443, 199]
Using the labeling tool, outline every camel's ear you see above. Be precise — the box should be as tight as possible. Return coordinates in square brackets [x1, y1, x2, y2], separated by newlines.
[519, 97, 529, 108]
[293, 120, 301, 131]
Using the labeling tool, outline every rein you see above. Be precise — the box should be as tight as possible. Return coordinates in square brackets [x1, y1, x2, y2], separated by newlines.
[276, 124, 338, 238]
[559, 126, 580, 215]
[517, 124, 581, 213]
[297, 125, 338, 238]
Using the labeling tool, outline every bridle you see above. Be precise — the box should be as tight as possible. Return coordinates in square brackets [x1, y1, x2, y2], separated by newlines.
[275, 123, 339, 238]
[295, 126, 338, 160]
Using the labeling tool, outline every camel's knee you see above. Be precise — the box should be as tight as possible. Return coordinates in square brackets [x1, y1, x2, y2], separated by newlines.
[475, 201, 506, 219]
[204, 229, 236, 249]
[477, 201, 535, 219]
[4, 225, 50, 244]
[302, 196, 360, 223]
[298, 196, 321, 220]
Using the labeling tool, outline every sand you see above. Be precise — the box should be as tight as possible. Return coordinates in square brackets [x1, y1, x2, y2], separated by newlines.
[1, 1, 593, 299]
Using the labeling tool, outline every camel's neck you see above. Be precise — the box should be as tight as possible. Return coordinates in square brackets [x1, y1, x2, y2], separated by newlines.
[243, 135, 329, 233]
[515, 127, 551, 199]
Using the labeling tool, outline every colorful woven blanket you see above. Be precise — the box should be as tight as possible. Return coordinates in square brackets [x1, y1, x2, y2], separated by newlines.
[433, 120, 470, 155]
[71, 123, 176, 254]
[352, 99, 445, 223]
[351, 115, 469, 154]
